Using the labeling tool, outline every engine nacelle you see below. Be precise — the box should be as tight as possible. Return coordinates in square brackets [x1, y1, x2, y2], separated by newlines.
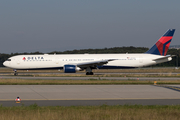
[64, 65, 81, 73]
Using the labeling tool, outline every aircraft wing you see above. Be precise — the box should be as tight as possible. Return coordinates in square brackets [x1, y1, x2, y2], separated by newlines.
[76, 59, 116, 68]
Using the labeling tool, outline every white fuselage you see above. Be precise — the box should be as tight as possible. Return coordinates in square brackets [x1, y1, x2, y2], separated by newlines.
[3, 53, 172, 70]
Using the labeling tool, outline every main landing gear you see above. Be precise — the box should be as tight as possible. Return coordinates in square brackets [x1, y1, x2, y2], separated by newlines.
[86, 67, 94, 75]
[14, 70, 18, 76]
[86, 72, 94, 75]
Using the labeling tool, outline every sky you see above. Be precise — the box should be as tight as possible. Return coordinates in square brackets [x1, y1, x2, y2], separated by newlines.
[0, 0, 180, 54]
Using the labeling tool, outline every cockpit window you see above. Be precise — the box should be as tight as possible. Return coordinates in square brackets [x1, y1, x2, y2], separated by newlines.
[6, 59, 11, 61]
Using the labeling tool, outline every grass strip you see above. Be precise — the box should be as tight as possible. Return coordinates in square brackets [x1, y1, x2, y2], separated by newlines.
[0, 104, 180, 120]
[1, 79, 180, 85]
[35, 74, 180, 77]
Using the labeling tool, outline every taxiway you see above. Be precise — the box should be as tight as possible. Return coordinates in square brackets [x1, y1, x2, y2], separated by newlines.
[1, 75, 180, 80]
[0, 85, 180, 106]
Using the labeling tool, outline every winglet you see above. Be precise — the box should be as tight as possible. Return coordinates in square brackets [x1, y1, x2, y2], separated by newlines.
[146, 29, 175, 56]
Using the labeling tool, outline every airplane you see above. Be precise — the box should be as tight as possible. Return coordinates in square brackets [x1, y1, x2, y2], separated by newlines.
[3, 29, 175, 75]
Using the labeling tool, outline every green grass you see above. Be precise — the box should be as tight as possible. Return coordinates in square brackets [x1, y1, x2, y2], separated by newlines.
[1, 79, 180, 85]
[0, 104, 180, 120]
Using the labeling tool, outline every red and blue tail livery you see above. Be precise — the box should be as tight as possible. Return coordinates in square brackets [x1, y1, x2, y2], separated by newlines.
[146, 29, 175, 56]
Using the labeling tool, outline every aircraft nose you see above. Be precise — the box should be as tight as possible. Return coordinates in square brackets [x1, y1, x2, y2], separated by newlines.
[3, 61, 7, 67]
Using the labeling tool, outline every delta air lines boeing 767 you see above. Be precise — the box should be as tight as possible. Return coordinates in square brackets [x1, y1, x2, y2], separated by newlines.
[3, 29, 175, 75]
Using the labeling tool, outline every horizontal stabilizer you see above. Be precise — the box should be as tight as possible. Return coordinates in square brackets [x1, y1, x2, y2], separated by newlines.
[152, 55, 175, 61]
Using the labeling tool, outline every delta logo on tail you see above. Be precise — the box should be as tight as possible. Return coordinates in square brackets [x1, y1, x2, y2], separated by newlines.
[146, 29, 175, 56]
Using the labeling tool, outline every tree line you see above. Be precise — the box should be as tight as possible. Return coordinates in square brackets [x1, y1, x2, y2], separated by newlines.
[0, 47, 179, 67]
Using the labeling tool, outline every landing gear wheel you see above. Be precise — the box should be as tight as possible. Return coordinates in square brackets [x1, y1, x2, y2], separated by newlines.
[90, 72, 93, 75]
[86, 72, 94, 75]
[86, 67, 93, 75]
[14, 73, 18, 76]
[14, 71, 18, 76]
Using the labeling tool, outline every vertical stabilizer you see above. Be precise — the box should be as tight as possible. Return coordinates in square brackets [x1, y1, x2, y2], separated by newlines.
[146, 29, 175, 56]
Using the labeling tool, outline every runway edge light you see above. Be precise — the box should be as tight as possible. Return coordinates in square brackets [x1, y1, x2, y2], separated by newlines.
[154, 81, 157, 85]
[15, 97, 21, 103]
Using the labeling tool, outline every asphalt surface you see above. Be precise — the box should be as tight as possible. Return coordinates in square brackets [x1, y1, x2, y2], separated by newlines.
[1, 75, 180, 80]
[0, 85, 180, 106]
[0, 72, 180, 75]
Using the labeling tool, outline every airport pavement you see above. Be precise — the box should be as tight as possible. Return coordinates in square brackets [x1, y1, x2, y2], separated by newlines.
[0, 72, 179, 75]
[1, 75, 180, 80]
[0, 85, 180, 106]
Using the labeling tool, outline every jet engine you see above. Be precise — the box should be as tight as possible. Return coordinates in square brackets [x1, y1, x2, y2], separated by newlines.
[64, 65, 81, 73]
